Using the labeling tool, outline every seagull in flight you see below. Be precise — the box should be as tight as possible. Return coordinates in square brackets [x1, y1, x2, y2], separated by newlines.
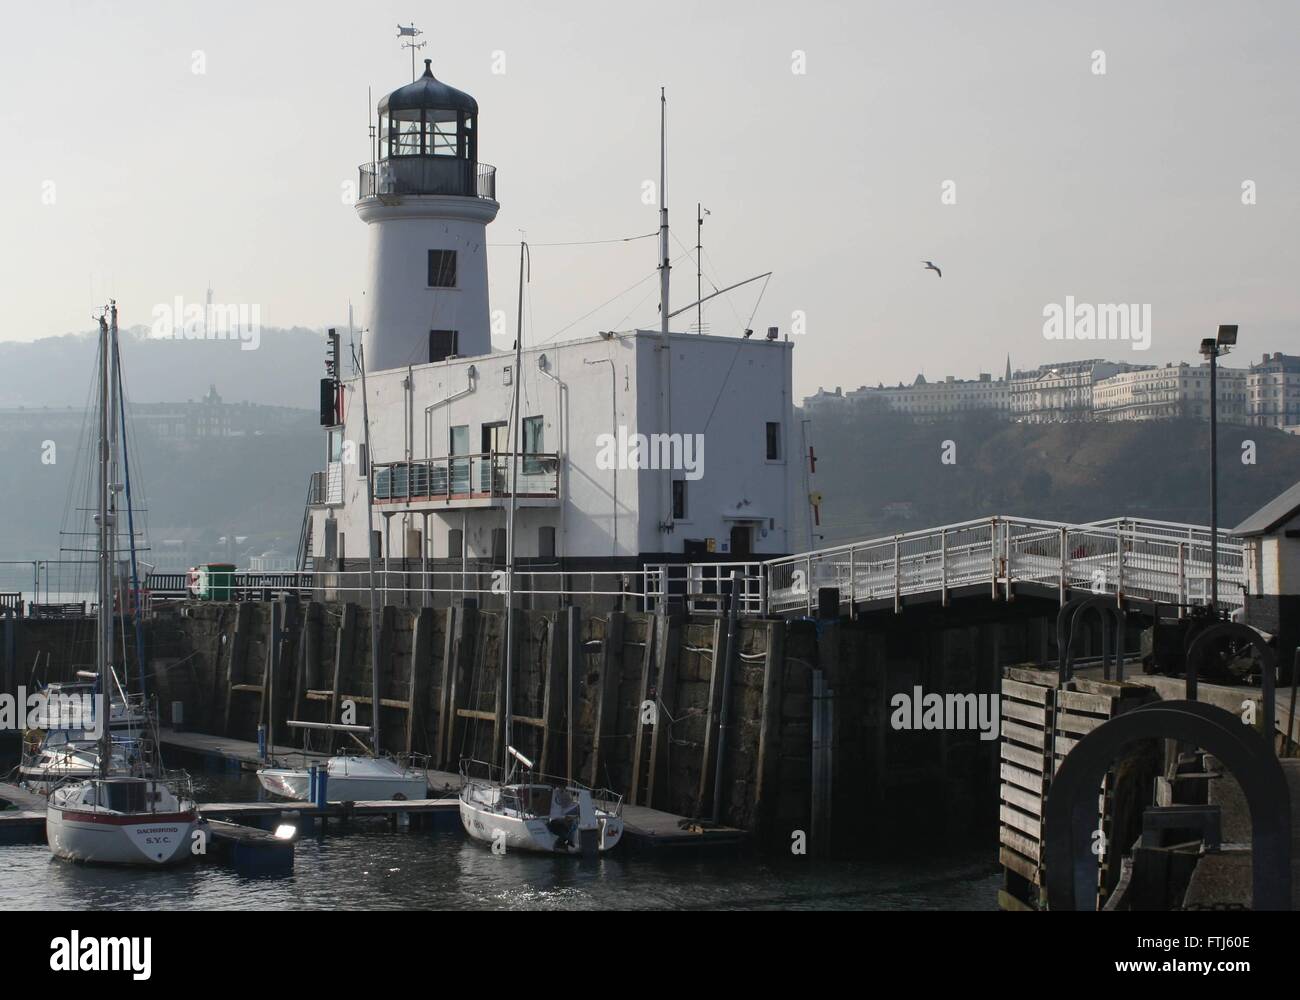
[921, 260, 942, 277]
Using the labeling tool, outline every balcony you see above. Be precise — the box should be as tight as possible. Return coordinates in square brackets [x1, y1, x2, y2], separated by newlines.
[372, 453, 559, 509]
[359, 159, 496, 200]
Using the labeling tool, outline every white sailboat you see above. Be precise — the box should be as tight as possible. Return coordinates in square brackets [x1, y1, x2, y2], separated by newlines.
[257, 331, 429, 804]
[21, 674, 150, 794]
[45, 302, 201, 866]
[457, 242, 624, 855]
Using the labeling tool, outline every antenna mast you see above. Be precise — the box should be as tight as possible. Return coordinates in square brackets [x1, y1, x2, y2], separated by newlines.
[658, 88, 670, 336]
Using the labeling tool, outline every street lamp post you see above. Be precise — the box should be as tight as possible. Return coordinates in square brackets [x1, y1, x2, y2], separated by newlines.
[1200, 325, 1237, 616]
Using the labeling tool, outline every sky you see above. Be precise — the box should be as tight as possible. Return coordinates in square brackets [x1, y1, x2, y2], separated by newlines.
[0, 0, 1296, 400]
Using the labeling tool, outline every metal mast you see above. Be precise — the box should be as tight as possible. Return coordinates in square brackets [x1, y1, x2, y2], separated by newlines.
[657, 89, 674, 533]
[503, 241, 528, 766]
[96, 306, 112, 779]
[357, 344, 383, 753]
[658, 88, 670, 337]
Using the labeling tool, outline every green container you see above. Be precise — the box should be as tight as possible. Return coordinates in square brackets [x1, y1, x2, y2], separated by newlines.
[203, 563, 236, 601]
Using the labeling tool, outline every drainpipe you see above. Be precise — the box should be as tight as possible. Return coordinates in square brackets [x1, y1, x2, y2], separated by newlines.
[585, 358, 618, 558]
[538, 355, 568, 577]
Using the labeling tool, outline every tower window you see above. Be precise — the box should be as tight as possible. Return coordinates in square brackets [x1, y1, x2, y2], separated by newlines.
[765, 421, 782, 460]
[429, 330, 458, 363]
[673, 480, 687, 520]
[428, 250, 457, 288]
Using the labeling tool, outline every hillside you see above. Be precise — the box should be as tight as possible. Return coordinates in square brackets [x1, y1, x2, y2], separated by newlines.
[0, 327, 329, 409]
[803, 410, 1300, 546]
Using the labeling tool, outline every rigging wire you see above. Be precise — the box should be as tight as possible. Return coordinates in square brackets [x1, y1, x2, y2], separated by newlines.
[489, 230, 656, 248]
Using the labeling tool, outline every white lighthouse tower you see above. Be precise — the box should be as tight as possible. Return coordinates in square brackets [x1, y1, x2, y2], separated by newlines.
[357, 59, 498, 372]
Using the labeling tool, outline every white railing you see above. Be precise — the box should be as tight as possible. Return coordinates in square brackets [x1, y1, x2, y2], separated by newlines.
[762, 515, 1245, 617]
[135, 515, 1246, 620]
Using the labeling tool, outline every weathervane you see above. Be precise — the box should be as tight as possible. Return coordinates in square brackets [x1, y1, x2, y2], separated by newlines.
[397, 23, 425, 81]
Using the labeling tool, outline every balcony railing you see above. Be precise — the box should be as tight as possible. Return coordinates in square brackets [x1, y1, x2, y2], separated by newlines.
[359, 159, 496, 200]
[372, 452, 559, 505]
[308, 463, 344, 506]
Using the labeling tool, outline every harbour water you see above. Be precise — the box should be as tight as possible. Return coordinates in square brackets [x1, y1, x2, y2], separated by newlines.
[1, 773, 999, 910]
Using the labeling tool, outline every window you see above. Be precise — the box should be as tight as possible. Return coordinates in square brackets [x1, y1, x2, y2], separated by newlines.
[522, 416, 544, 475]
[448, 528, 463, 559]
[449, 425, 469, 494]
[673, 480, 687, 520]
[765, 421, 782, 460]
[491, 528, 507, 565]
[429, 330, 458, 363]
[428, 250, 457, 288]
[539, 526, 556, 560]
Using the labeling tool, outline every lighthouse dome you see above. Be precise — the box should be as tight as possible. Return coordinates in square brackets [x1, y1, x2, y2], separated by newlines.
[380, 59, 478, 119]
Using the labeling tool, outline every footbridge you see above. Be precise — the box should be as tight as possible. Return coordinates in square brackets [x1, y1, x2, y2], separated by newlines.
[653, 515, 1245, 618]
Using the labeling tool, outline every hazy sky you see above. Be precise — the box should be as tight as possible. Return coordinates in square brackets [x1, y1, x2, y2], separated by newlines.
[1, 0, 1295, 399]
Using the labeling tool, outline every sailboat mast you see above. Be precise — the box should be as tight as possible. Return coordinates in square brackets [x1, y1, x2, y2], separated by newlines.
[357, 344, 382, 754]
[656, 88, 674, 535]
[503, 241, 527, 763]
[96, 307, 112, 779]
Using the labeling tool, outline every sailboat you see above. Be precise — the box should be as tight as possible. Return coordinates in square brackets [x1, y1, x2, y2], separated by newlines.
[457, 243, 625, 855]
[257, 329, 428, 804]
[46, 302, 201, 866]
[20, 673, 149, 794]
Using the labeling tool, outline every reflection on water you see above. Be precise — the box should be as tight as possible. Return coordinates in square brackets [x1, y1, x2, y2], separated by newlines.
[0, 770, 1000, 911]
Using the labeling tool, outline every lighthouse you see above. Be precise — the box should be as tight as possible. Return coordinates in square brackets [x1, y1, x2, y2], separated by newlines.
[357, 59, 498, 372]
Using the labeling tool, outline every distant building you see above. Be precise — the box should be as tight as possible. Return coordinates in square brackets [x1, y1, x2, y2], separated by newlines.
[847, 372, 1010, 420]
[802, 352, 1295, 427]
[1009, 360, 1147, 424]
[1248, 353, 1300, 431]
[1093, 363, 1248, 424]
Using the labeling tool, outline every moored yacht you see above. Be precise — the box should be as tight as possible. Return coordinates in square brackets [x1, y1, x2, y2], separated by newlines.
[258, 752, 428, 802]
[47, 775, 199, 866]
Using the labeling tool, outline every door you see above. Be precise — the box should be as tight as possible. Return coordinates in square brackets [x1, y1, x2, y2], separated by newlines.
[482, 422, 508, 492]
[729, 525, 753, 559]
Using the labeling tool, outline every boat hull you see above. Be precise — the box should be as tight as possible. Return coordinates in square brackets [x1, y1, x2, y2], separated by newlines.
[46, 807, 199, 866]
[257, 757, 428, 802]
[459, 791, 623, 855]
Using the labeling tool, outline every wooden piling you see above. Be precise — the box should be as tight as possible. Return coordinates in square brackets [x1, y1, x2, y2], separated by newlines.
[328, 603, 356, 732]
[752, 619, 785, 841]
[629, 610, 659, 805]
[566, 606, 581, 783]
[539, 612, 565, 775]
[407, 606, 433, 755]
[646, 610, 682, 810]
[435, 606, 457, 768]
[589, 611, 625, 789]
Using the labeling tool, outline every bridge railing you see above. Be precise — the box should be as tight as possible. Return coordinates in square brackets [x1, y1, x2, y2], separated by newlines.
[763, 515, 1244, 617]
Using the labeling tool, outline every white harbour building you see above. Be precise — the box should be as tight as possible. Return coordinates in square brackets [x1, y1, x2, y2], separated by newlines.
[304, 63, 797, 603]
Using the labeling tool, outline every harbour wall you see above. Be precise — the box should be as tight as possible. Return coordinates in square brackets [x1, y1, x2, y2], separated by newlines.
[4, 595, 1125, 853]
